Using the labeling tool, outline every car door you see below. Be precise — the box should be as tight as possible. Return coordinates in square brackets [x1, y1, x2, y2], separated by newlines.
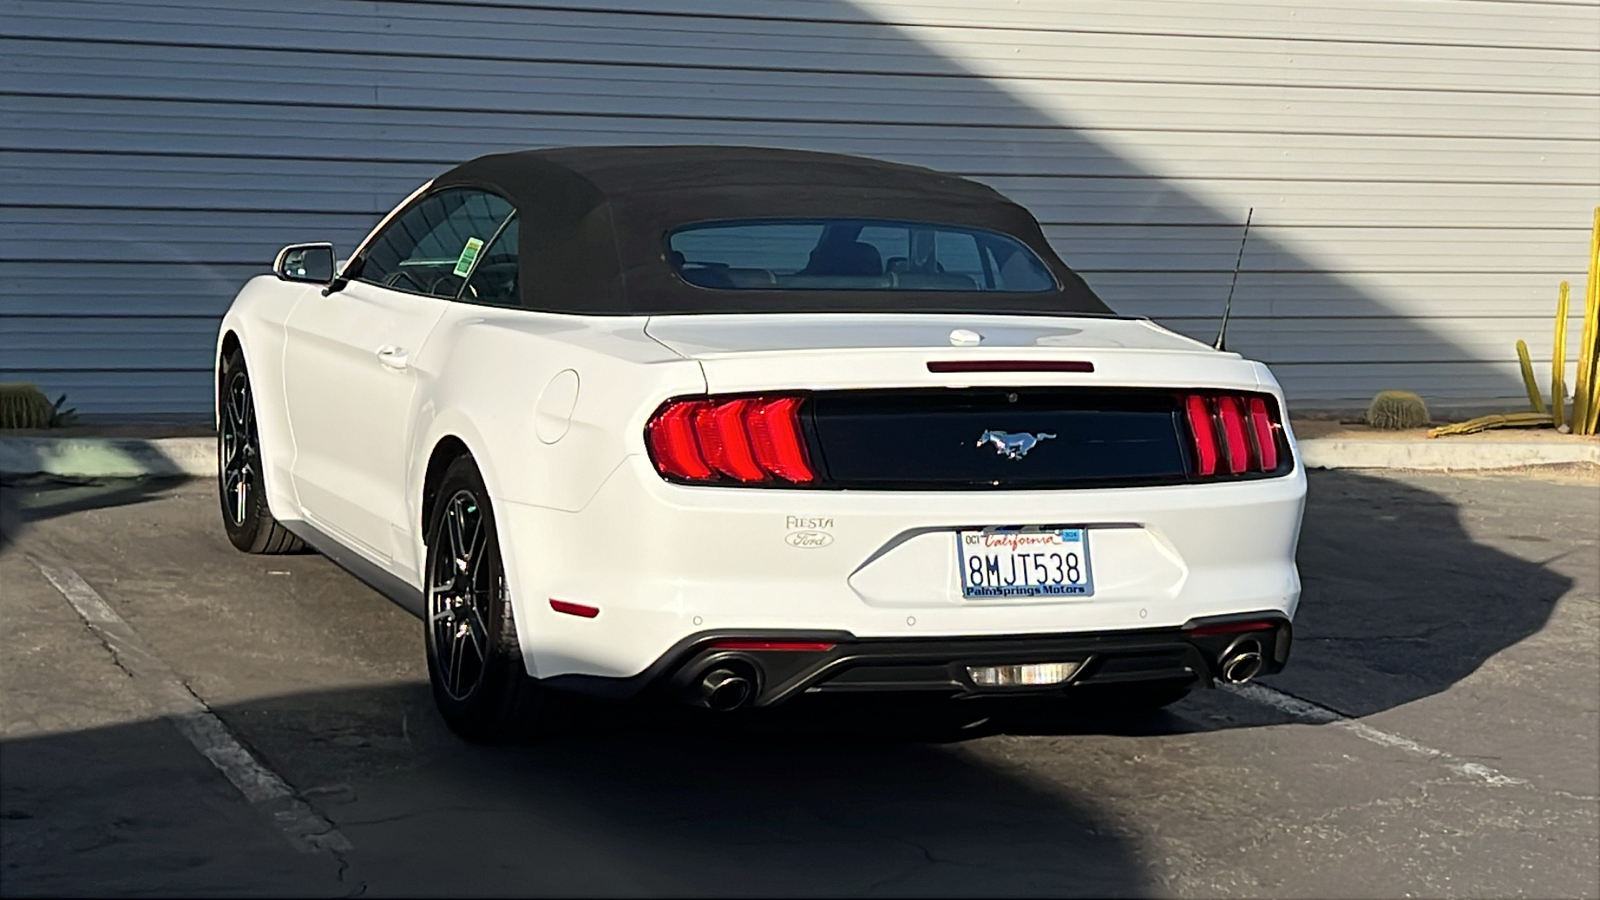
[283, 187, 514, 565]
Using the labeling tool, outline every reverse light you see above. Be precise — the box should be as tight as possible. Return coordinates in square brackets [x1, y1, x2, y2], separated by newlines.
[647, 395, 816, 485]
[967, 661, 1082, 687]
[1183, 392, 1285, 479]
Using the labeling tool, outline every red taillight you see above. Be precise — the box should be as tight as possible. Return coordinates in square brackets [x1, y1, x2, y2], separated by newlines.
[1248, 396, 1280, 471]
[1183, 392, 1284, 479]
[1216, 395, 1250, 475]
[695, 398, 765, 482]
[645, 400, 713, 481]
[646, 395, 816, 485]
[1184, 394, 1219, 477]
[745, 396, 814, 483]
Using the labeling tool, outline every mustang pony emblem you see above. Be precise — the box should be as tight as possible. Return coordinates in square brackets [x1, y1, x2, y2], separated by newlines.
[976, 430, 1056, 460]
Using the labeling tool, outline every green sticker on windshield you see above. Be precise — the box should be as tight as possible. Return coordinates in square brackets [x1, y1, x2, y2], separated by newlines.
[453, 237, 485, 277]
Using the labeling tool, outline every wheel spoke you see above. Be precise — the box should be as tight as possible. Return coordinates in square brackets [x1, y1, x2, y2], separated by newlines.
[228, 380, 249, 429]
[449, 628, 470, 695]
[464, 606, 490, 662]
[463, 507, 485, 564]
[429, 571, 456, 596]
[446, 502, 468, 565]
[429, 489, 501, 701]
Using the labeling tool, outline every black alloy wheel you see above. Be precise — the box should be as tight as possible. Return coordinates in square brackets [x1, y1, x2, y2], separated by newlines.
[424, 456, 551, 741]
[429, 488, 495, 701]
[217, 348, 303, 554]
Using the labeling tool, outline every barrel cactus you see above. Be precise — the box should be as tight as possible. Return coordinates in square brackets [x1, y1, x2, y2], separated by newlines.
[1364, 390, 1430, 430]
[0, 383, 76, 429]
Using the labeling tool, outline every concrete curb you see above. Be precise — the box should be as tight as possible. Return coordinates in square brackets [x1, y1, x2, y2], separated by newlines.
[1297, 437, 1600, 471]
[2, 433, 1596, 479]
[0, 436, 215, 479]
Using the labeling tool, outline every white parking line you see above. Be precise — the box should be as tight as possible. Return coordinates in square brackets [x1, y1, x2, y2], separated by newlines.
[30, 557, 353, 854]
[1223, 682, 1527, 786]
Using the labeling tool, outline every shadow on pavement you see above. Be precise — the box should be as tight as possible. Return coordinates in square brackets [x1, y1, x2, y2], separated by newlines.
[0, 476, 193, 555]
[2, 468, 1588, 894]
[971, 469, 1579, 735]
[2, 682, 1151, 897]
[1261, 469, 1576, 718]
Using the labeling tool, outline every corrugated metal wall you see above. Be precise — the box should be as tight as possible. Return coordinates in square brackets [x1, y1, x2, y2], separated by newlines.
[3, 0, 1597, 417]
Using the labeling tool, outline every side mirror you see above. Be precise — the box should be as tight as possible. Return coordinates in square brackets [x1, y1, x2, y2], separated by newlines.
[273, 242, 336, 284]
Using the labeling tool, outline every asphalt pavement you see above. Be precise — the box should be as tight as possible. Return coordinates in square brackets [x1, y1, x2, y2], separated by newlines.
[1, 469, 1596, 897]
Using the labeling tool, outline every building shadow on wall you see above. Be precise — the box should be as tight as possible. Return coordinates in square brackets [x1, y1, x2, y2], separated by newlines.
[3, 0, 1544, 413]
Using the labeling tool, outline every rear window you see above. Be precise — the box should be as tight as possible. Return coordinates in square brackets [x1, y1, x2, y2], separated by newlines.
[667, 219, 1058, 292]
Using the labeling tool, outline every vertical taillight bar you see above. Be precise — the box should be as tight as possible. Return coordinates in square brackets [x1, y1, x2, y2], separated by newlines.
[1216, 396, 1250, 475]
[745, 396, 814, 482]
[1184, 394, 1219, 477]
[1247, 396, 1280, 471]
[646, 400, 713, 481]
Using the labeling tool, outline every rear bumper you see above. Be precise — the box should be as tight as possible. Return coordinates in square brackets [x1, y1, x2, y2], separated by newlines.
[497, 455, 1304, 681]
[544, 612, 1292, 706]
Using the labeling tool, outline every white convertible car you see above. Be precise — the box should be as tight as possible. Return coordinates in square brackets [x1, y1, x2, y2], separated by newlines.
[216, 146, 1305, 740]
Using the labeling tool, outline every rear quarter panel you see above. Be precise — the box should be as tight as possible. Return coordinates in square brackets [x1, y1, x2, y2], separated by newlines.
[403, 307, 705, 580]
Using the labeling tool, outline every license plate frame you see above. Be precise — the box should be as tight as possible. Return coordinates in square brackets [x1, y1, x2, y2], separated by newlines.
[957, 526, 1094, 599]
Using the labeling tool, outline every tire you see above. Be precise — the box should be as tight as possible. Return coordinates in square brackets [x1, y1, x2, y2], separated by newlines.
[218, 348, 305, 554]
[424, 456, 552, 742]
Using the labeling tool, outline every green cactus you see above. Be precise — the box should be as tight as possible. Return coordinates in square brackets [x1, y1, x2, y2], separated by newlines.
[1364, 390, 1430, 430]
[0, 383, 76, 429]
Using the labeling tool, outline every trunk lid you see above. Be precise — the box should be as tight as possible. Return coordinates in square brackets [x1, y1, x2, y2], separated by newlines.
[644, 313, 1263, 394]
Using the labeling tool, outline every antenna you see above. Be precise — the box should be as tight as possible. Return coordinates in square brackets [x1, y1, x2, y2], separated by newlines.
[1214, 207, 1254, 351]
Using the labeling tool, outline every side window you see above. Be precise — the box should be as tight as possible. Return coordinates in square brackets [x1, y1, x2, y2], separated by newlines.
[460, 215, 520, 307]
[356, 189, 513, 299]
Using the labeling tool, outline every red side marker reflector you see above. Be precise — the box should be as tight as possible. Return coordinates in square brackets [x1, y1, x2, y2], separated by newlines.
[709, 640, 836, 652]
[1184, 395, 1219, 477]
[549, 599, 600, 619]
[1187, 620, 1275, 637]
[927, 360, 1094, 374]
[1216, 395, 1251, 475]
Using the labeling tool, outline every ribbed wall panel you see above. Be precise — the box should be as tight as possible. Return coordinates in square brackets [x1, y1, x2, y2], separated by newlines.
[1, 0, 1596, 415]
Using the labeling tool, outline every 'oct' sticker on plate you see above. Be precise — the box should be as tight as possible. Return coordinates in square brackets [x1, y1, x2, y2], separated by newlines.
[957, 527, 1094, 599]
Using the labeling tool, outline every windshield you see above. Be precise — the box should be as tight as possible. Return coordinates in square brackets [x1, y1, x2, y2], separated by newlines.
[667, 219, 1059, 292]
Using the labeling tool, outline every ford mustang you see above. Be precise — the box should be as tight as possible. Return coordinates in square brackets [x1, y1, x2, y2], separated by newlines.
[215, 146, 1305, 740]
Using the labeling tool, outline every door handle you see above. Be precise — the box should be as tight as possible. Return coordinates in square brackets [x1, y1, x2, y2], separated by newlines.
[376, 345, 410, 370]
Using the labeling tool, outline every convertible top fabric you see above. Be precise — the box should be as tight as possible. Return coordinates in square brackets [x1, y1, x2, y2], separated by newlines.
[430, 146, 1113, 316]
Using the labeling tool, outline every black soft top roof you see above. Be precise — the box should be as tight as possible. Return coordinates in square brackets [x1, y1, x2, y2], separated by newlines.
[431, 145, 1111, 316]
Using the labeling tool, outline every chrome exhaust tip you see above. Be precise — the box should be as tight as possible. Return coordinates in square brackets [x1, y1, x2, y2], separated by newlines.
[1218, 637, 1264, 685]
[693, 666, 756, 711]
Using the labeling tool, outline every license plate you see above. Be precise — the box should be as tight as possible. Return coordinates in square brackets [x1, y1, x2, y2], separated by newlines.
[957, 527, 1094, 599]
